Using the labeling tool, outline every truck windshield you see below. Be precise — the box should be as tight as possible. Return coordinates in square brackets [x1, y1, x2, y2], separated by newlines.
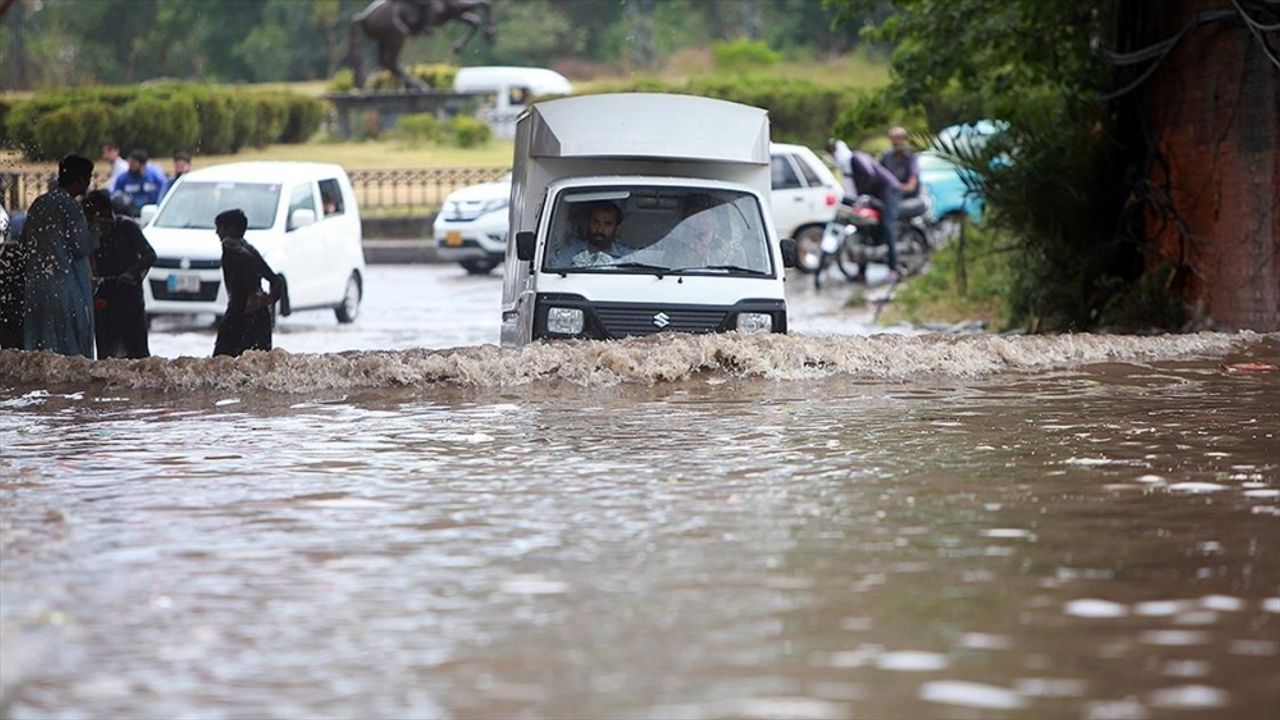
[542, 186, 773, 276]
[153, 182, 280, 230]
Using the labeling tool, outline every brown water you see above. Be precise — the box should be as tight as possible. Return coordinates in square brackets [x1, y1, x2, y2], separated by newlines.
[2, 333, 1278, 719]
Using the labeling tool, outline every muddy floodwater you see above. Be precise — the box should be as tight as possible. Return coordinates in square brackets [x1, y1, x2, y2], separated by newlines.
[1, 332, 1278, 720]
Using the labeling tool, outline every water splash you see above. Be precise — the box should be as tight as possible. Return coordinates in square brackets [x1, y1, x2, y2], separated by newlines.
[0, 331, 1260, 394]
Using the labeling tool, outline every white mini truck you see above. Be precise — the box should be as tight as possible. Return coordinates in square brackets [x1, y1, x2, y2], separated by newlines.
[500, 93, 797, 347]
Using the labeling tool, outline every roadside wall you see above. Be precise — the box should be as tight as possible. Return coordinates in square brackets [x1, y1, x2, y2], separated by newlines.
[1140, 0, 1279, 330]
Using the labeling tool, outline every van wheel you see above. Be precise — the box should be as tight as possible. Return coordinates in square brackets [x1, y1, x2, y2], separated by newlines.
[460, 257, 496, 275]
[335, 272, 361, 323]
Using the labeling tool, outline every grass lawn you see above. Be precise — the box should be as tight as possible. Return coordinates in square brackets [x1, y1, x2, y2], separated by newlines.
[194, 139, 514, 170]
[1, 140, 514, 175]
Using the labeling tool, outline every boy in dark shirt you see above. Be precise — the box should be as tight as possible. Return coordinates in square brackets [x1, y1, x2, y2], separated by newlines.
[212, 209, 284, 357]
[84, 191, 156, 358]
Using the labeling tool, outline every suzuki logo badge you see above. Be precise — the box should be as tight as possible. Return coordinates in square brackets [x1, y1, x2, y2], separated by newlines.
[652, 312, 670, 328]
[179, 258, 191, 270]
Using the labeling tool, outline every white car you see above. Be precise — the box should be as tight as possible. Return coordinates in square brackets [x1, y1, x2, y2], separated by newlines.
[433, 173, 510, 275]
[435, 143, 838, 276]
[769, 142, 842, 272]
[140, 162, 365, 323]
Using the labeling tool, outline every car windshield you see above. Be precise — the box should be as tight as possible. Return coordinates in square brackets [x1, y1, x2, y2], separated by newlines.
[542, 186, 773, 276]
[154, 182, 281, 230]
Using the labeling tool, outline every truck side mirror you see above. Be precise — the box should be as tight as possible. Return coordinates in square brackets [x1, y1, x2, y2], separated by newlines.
[139, 204, 159, 226]
[515, 231, 536, 261]
[780, 238, 799, 269]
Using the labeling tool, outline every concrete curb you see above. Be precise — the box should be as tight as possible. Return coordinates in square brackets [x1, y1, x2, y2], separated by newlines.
[363, 239, 448, 265]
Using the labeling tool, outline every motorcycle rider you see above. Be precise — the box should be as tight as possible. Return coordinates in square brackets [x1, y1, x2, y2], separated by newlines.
[846, 149, 904, 282]
[879, 127, 920, 199]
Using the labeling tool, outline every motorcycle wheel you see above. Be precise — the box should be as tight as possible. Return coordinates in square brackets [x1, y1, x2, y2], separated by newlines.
[897, 225, 931, 276]
[834, 236, 866, 281]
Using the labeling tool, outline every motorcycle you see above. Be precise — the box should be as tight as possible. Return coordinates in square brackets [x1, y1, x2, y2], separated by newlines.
[817, 193, 932, 285]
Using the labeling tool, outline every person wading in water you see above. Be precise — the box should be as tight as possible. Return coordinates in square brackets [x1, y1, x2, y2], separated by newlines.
[84, 190, 156, 358]
[212, 209, 285, 357]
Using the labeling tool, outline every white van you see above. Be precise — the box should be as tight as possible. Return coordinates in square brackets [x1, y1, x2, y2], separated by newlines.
[140, 162, 365, 323]
[454, 66, 573, 139]
[501, 93, 797, 347]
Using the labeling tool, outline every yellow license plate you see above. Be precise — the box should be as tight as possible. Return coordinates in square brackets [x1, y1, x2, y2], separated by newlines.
[445, 231, 463, 247]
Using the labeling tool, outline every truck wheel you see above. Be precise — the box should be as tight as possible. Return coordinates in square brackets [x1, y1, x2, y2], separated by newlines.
[335, 272, 362, 323]
[460, 257, 496, 275]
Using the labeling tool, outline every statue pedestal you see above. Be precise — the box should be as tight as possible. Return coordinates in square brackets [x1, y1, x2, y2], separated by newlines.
[324, 90, 488, 139]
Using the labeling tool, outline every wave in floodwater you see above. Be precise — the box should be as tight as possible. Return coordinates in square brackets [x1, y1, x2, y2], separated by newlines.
[0, 331, 1266, 393]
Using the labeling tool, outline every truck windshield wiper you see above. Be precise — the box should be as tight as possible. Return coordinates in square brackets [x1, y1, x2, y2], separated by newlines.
[675, 264, 768, 275]
[607, 262, 673, 276]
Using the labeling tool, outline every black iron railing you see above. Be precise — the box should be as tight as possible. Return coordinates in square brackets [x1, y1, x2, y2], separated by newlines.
[0, 167, 509, 215]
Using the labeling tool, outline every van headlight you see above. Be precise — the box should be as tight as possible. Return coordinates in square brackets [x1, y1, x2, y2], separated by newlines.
[547, 307, 584, 335]
[736, 312, 773, 334]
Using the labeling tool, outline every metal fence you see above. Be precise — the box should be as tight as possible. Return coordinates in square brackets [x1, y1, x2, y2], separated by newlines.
[0, 167, 509, 215]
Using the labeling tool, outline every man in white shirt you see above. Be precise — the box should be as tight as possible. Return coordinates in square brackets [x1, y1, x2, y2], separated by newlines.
[551, 201, 634, 268]
[101, 142, 129, 187]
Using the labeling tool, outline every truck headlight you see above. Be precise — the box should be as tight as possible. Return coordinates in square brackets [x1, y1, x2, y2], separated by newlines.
[547, 307, 584, 335]
[736, 312, 773, 334]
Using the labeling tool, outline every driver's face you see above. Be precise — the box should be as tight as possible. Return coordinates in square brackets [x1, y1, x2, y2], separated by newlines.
[587, 209, 619, 246]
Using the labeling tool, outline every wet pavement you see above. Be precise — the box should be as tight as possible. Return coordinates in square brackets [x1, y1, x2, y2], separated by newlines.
[1, 264, 1278, 719]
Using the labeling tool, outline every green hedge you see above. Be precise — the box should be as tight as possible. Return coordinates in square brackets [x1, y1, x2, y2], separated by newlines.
[5, 83, 329, 161]
[393, 113, 491, 148]
[365, 63, 459, 92]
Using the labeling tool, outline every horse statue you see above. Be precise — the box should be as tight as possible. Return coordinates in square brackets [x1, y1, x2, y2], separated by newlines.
[349, 0, 496, 91]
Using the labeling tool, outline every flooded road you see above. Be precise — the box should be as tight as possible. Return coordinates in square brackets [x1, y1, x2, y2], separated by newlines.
[1, 268, 1277, 719]
[142, 264, 895, 358]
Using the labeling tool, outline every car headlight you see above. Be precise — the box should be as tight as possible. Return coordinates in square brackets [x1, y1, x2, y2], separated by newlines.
[480, 197, 509, 215]
[736, 312, 773, 334]
[547, 307, 584, 335]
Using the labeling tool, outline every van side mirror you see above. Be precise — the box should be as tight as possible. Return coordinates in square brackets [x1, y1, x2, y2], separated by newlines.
[139, 204, 159, 226]
[515, 231, 536, 261]
[289, 208, 316, 230]
[780, 238, 799, 269]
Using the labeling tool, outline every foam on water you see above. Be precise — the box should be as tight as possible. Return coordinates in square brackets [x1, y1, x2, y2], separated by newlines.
[0, 331, 1256, 394]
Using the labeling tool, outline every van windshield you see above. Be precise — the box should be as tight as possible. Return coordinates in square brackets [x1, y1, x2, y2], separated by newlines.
[154, 182, 281, 230]
[542, 186, 774, 276]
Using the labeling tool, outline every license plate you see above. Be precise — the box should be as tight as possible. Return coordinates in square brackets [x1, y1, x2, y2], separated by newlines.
[445, 230, 463, 247]
[166, 273, 202, 293]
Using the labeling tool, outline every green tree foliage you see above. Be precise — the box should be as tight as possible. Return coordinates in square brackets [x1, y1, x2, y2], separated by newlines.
[1, 0, 875, 90]
[828, 0, 1160, 331]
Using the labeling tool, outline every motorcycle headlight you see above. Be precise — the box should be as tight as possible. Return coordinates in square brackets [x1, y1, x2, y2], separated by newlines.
[547, 307, 584, 335]
[736, 312, 773, 334]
